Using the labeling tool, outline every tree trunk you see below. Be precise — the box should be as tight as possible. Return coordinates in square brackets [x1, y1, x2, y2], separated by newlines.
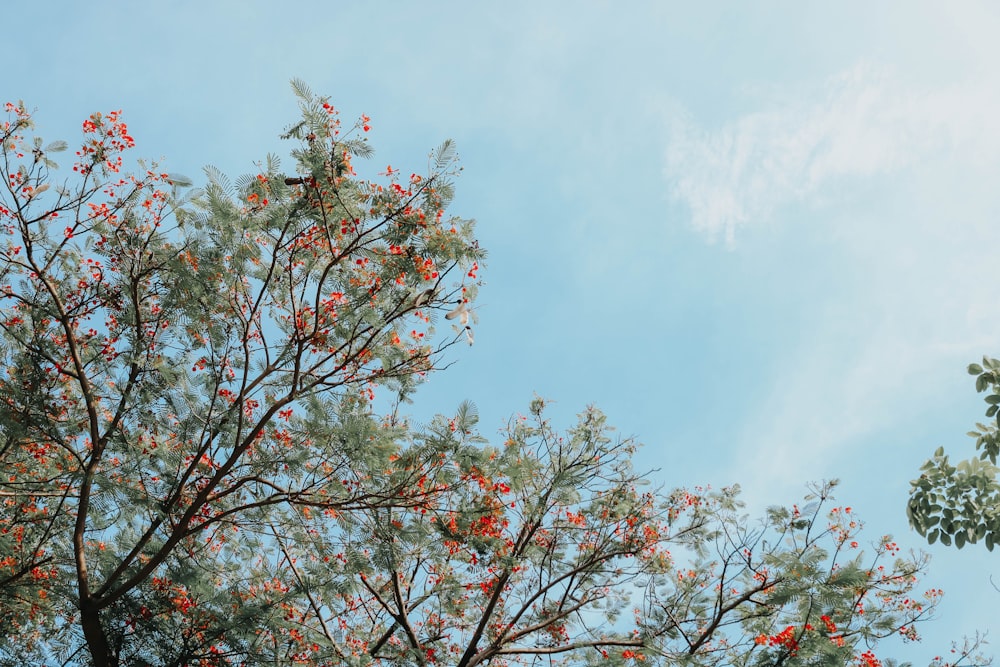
[81, 598, 116, 667]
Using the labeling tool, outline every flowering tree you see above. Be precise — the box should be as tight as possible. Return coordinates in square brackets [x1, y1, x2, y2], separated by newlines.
[0, 87, 985, 667]
[908, 358, 1000, 551]
[0, 81, 482, 666]
[226, 399, 983, 667]
[643, 483, 950, 667]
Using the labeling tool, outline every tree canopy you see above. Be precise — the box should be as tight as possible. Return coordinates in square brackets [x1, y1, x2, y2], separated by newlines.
[908, 358, 1000, 550]
[0, 84, 987, 667]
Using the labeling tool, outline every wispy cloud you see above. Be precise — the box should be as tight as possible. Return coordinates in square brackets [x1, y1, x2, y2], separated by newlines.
[664, 64, 1000, 244]
[660, 62, 1000, 515]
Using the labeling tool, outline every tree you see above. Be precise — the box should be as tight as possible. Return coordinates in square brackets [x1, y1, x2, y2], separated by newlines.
[270, 398, 983, 667]
[908, 358, 1000, 550]
[0, 81, 483, 666]
[0, 87, 985, 667]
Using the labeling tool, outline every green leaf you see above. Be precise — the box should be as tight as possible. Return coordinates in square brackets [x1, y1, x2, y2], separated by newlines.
[166, 173, 193, 188]
[434, 139, 457, 171]
[289, 77, 314, 101]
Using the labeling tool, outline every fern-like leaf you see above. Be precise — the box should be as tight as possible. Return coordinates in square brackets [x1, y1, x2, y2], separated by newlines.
[289, 77, 313, 102]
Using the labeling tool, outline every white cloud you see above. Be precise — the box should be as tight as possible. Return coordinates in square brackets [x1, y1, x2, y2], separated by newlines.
[664, 64, 1000, 244]
[660, 61, 1000, 517]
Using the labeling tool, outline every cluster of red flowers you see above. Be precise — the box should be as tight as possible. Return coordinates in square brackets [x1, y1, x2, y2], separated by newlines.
[755, 625, 800, 654]
[74, 110, 135, 174]
[857, 649, 882, 667]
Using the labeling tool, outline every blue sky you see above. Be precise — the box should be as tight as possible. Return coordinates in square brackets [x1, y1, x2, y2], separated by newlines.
[7, 1, 1000, 661]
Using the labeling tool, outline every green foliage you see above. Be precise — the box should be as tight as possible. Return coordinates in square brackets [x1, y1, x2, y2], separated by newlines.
[908, 358, 1000, 551]
[0, 88, 482, 666]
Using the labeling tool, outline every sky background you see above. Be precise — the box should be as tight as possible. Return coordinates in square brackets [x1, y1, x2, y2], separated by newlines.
[6, 2, 1000, 662]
